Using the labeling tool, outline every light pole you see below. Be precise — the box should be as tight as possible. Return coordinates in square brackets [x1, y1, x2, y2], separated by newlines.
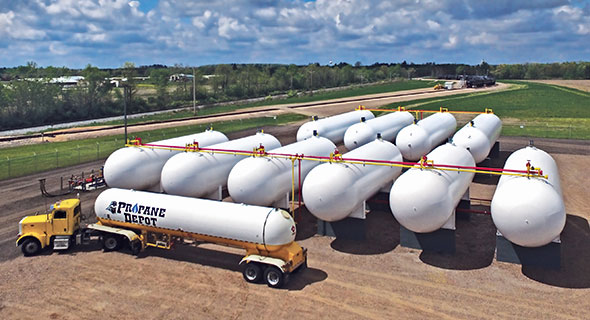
[192, 67, 197, 115]
[308, 69, 314, 95]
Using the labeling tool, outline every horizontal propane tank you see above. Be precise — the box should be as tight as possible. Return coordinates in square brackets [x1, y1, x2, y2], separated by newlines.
[343, 111, 414, 150]
[491, 146, 565, 247]
[103, 130, 228, 191]
[161, 132, 281, 199]
[390, 143, 475, 233]
[396, 112, 456, 161]
[296, 110, 375, 144]
[303, 138, 403, 222]
[452, 113, 502, 163]
[95, 188, 296, 247]
[228, 135, 336, 207]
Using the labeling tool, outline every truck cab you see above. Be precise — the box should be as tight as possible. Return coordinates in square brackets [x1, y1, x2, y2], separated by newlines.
[16, 199, 81, 255]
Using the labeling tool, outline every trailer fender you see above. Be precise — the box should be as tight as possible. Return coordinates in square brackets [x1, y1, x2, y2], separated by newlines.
[86, 223, 140, 243]
[240, 255, 288, 273]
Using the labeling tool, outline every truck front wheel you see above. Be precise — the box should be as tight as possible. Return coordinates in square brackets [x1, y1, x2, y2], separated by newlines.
[102, 234, 121, 251]
[242, 263, 262, 283]
[264, 266, 286, 288]
[21, 238, 41, 256]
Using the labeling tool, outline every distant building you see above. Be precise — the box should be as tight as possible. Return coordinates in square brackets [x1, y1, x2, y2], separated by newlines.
[108, 76, 149, 87]
[169, 73, 194, 82]
[22, 76, 85, 87]
[49, 76, 85, 86]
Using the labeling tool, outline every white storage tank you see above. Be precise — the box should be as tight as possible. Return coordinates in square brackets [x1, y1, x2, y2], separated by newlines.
[160, 132, 281, 199]
[227, 135, 337, 208]
[395, 112, 457, 161]
[452, 113, 502, 163]
[343, 111, 414, 150]
[95, 188, 296, 247]
[103, 130, 228, 191]
[296, 110, 375, 144]
[491, 146, 566, 247]
[303, 138, 403, 222]
[390, 143, 475, 233]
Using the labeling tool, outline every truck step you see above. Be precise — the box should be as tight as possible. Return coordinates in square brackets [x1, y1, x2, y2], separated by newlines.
[53, 235, 71, 250]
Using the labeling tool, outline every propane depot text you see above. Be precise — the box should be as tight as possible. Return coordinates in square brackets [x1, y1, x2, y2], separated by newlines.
[106, 201, 166, 226]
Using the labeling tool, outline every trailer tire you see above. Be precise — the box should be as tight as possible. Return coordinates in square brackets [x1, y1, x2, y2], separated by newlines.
[264, 266, 285, 288]
[102, 234, 121, 251]
[21, 238, 41, 256]
[130, 240, 142, 255]
[242, 263, 263, 283]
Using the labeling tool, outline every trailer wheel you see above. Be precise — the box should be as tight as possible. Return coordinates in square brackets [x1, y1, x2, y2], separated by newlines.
[130, 240, 142, 255]
[102, 234, 120, 251]
[21, 238, 41, 256]
[264, 266, 285, 288]
[242, 263, 263, 283]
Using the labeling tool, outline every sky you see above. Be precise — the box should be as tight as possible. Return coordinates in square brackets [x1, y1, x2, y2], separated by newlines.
[0, 0, 589, 68]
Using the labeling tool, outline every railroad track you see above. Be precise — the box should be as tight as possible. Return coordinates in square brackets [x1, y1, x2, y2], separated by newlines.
[0, 87, 467, 143]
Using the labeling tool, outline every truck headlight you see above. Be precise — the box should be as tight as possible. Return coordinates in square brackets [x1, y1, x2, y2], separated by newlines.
[18, 217, 25, 235]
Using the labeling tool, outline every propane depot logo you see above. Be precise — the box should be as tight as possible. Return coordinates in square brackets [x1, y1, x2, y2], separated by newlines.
[106, 201, 166, 226]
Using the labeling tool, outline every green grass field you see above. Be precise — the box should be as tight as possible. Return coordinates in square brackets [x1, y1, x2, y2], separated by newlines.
[0, 113, 307, 180]
[382, 81, 590, 139]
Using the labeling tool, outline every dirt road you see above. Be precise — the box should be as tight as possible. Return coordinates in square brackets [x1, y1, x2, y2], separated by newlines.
[1, 83, 507, 148]
[0, 121, 589, 319]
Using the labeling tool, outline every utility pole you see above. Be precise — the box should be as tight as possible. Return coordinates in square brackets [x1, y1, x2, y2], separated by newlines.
[192, 67, 197, 115]
[123, 85, 128, 144]
[308, 70, 314, 96]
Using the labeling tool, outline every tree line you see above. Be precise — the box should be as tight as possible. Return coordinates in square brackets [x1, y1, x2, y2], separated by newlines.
[0, 61, 589, 131]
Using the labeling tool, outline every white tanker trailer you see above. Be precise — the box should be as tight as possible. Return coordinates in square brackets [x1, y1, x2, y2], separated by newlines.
[491, 146, 566, 247]
[390, 143, 475, 233]
[343, 111, 414, 150]
[452, 113, 502, 163]
[228, 135, 337, 208]
[103, 130, 228, 191]
[303, 138, 403, 222]
[17, 188, 307, 288]
[296, 110, 375, 144]
[160, 132, 281, 199]
[396, 112, 457, 161]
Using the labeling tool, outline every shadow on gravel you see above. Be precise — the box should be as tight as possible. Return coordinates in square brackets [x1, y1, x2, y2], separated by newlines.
[419, 212, 496, 270]
[294, 206, 320, 242]
[522, 214, 590, 288]
[136, 244, 325, 290]
[329, 193, 399, 255]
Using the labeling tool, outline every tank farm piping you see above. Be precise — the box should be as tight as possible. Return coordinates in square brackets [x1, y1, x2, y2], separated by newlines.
[356, 105, 494, 120]
[124, 107, 547, 216]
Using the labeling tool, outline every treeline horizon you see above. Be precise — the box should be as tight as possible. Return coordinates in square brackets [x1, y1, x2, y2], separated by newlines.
[0, 61, 590, 81]
[2, 60, 590, 80]
[1, 60, 589, 131]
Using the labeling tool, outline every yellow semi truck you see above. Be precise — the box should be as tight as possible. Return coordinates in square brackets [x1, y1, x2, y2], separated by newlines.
[17, 189, 307, 288]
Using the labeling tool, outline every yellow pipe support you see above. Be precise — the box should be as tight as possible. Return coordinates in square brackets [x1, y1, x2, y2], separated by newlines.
[291, 158, 296, 214]
[362, 108, 491, 115]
